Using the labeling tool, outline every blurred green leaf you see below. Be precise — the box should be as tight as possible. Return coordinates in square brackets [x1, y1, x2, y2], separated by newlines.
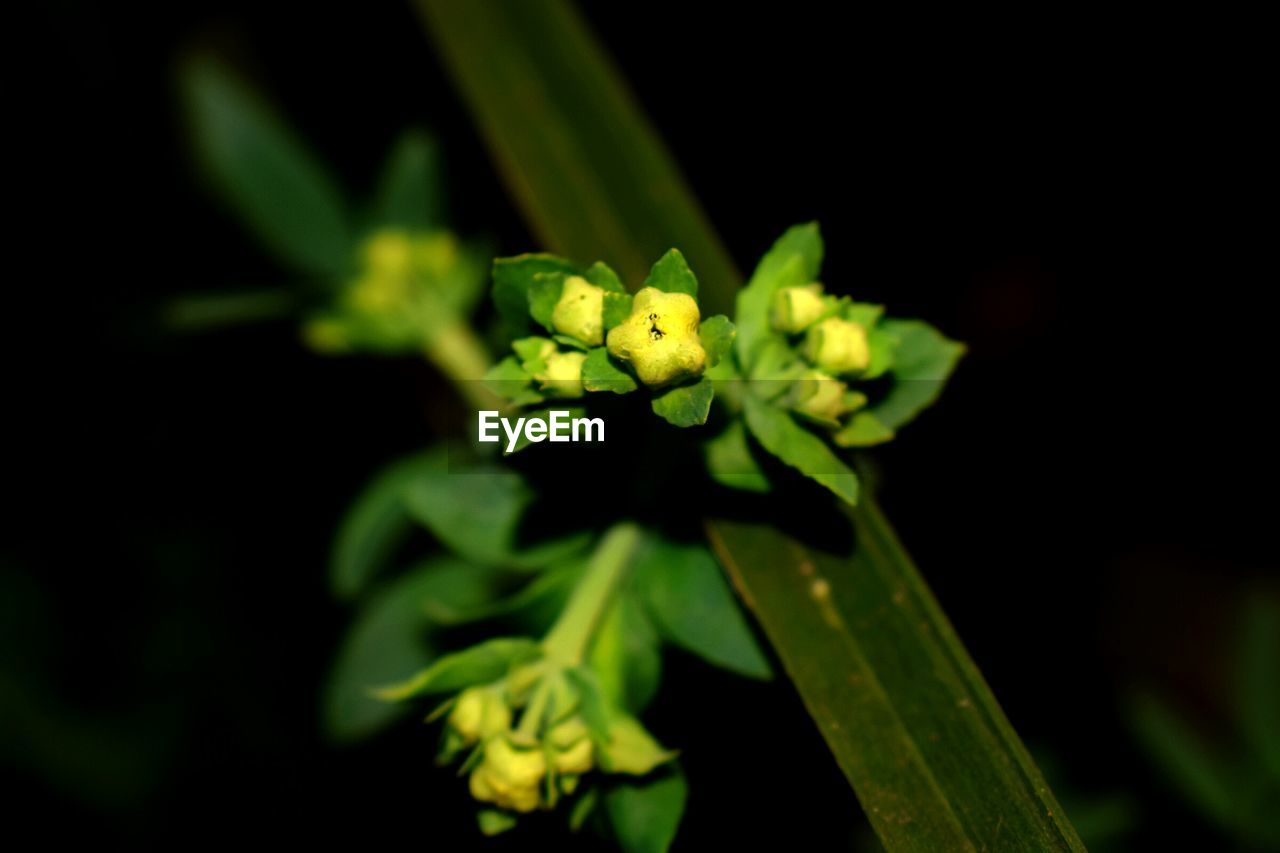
[650, 378, 713, 428]
[416, 0, 740, 313]
[1128, 693, 1236, 827]
[324, 557, 504, 741]
[605, 767, 687, 853]
[708, 503, 1084, 851]
[372, 129, 444, 231]
[492, 254, 578, 338]
[165, 288, 298, 332]
[743, 395, 859, 504]
[735, 223, 823, 371]
[698, 315, 735, 368]
[632, 538, 771, 680]
[643, 249, 698, 298]
[374, 636, 541, 701]
[870, 319, 966, 431]
[703, 420, 771, 493]
[330, 450, 442, 599]
[601, 713, 676, 775]
[477, 808, 518, 836]
[1236, 595, 1280, 778]
[403, 462, 590, 565]
[589, 591, 661, 713]
[182, 60, 352, 277]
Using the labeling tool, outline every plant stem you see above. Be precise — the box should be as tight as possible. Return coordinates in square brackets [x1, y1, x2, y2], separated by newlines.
[422, 318, 509, 412]
[542, 523, 641, 666]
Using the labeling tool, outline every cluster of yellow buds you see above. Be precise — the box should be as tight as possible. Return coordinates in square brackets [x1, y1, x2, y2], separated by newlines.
[767, 283, 890, 428]
[303, 228, 482, 355]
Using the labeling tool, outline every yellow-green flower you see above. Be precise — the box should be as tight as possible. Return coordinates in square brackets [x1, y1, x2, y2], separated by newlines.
[803, 317, 870, 375]
[469, 737, 547, 813]
[548, 716, 594, 775]
[606, 287, 706, 387]
[770, 284, 827, 333]
[448, 687, 512, 745]
[361, 230, 415, 278]
[536, 350, 587, 398]
[551, 275, 605, 345]
[791, 369, 849, 423]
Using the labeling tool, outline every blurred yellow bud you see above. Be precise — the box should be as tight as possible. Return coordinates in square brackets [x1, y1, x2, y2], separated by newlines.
[466, 737, 546, 813]
[606, 287, 706, 387]
[361, 230, 414, 278]
[803, 317, 870, 375]
[536, 350, 587, 398]
[448, 687, 511, 745]
[551, 276, 605, 345]
[791, 369, 849, 423]
[411, 232, 459, 278]
[302, 317, 350, 353]
[554, 737, 593, 775]
[770, 284, 827, 333]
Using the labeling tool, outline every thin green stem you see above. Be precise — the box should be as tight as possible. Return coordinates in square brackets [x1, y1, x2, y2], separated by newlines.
[542, 523, 641, 666]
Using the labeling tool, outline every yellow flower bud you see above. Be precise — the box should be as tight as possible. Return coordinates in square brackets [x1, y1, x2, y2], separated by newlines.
[606, 287, 706, 387]
[770, 284, 827, 333]
[361, 231, 414, 278]
[791, 369, 849, 423]
[469, 764, 542, 813]
[551, 276, 605, 345]
[536, 350, 587, 398]
[449, 688, 512, 745]
[554, 737, 593, 775]
[803, 317, 870, 375]
[411, 232, 459, 278]
[467, 738, 547, 813]
[349, 272, 410, 313]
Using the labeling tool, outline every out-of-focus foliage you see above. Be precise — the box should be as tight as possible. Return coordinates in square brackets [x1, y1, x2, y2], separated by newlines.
[1129, 595, 1280, 849]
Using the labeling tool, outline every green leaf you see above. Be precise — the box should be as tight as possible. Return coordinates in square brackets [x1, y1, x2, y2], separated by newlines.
[601, 713, 677, 775]
[707, 499, 1085, 851]
[871, 319, 965, 430]
[501, 406, 590, 455]
[402, 462, 590, 566]
[415, 0, 740, 315]
[492, 254, 577, 337]
[633, 538, 771, 679]
[324, 557, 504, 741]
[605, 768, 687, 853]
[583, 347, 638, 394]
[529, 271, 568, 331]
[832, 411, 896, 448]
[703, 419, 771, 493]
[373, 636, 541, 701]
[742, 395, 859, 505]
[603, 291, 634, 330]
[643, 248, 697, 298]
[1127, 694, 1237, 828]
[564, 666, 612, 743]
[697, 315, 735, 368]
[589, 591, 662, 713]
[165, 288, 298, 332]
[329, 450, 442, 599]
[477, 808, 518, 836]
[735, 223, 823, 370]
[484, 355, 543, 406]
[182, 60, 351, 278]
[586, 260, 626, 293]
[372, 129, 443, 230]
[650, 377, 713, 428]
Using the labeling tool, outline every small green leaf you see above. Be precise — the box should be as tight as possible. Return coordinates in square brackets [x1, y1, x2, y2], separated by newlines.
[642, 248, 697, 298]
[703, 419, 771, 493]
[182, 60, 351, 278]
[586, 260, 626, 293]
[698, 315, 735, 368]
[492, 254, 576, 337]
[605, 768, 687, 853]
[484, 356, 542, 406]
[871, 319, 965, 430]
[633, 538, 771, 680]
[601, 714, 677, 775]
[569, 786, 600, 832]
[403, 462, 590, 565]
[832, 411, 896, 448]
[373, 637, 541, 701]
[529, 271, 568, 332]
[554, 334, 592, 351]
[371, 129, 443, 231]
[583, 347, 638, 394]
[330, 450, 443, 599]
[651, 377, 713, 427]
[590, 591, 662, 713]
[603, 291, 634, 330]
[502, 407, 591, 455]
[735, 223, 823, 370]
[477, 808, 518, 836]
[564, 666, 611, 743]
[743, 395, 859, 504]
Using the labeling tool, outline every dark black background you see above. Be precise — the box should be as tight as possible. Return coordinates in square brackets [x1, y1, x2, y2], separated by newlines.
[7, 2, 1273, 849]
